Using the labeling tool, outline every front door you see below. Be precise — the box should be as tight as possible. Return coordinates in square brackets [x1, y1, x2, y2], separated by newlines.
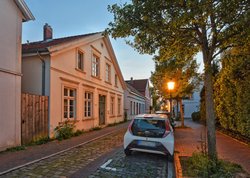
[99, 95, 106, 125]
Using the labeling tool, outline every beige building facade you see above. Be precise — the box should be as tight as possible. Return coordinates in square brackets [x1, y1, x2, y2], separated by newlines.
[0, 0, 34, 151]
[22, 28, 126, 136]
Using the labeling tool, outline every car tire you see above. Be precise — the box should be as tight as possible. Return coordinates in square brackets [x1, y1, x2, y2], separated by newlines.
[124, 148, 132, 156]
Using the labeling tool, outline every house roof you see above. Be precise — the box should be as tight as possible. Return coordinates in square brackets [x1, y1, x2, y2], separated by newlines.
[125, 79, 149, 93]
[22, 31, 126, 90]
[125, 82, 144, 98]
[15, 0, 35, 21]
[22, 32, 101, 53]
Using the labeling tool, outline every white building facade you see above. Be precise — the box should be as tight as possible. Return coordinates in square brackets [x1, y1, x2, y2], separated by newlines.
[0, 0, 34, 151]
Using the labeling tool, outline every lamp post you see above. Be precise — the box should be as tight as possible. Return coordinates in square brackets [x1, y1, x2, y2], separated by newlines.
[167, 81, 175, 118]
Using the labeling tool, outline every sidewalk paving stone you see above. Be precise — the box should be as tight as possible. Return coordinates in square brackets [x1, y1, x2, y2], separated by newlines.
[0, 122, 128, 175]
[175, 119, 250, 174]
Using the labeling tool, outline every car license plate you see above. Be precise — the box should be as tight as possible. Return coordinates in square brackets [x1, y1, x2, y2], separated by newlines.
[137, 140, 155, 147]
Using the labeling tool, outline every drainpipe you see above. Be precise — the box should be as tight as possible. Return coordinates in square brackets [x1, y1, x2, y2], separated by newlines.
[37, 50, 50, 138]
[37, 51, 45, 95]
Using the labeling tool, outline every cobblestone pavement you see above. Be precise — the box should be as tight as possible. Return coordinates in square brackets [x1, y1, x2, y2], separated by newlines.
[88, 149, 172, 178]
[0, 129, 126, 178]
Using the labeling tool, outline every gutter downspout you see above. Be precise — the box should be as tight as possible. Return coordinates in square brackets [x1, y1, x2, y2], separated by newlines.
[37, 51, 45, 95]
[36, 50, 51, 138]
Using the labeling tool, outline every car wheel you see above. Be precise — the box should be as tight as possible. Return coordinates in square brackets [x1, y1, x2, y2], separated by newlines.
[124, 148, 132, 156]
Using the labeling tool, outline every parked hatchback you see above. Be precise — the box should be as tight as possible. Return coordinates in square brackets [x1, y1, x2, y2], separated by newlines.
[124, 114, 174, 160]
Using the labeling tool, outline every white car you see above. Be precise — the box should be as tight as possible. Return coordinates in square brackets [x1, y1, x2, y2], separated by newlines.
[124, 114, 174, 160]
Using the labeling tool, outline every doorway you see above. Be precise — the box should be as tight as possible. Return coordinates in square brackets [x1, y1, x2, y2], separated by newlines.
[99, 95, 106, 125]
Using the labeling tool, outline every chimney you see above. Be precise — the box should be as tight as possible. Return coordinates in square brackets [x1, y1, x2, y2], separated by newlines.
[130, 77, 133, 84]
[43, 23, 53, 41]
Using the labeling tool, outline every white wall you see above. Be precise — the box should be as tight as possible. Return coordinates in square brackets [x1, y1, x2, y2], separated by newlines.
[43, 38, 124, 136]
[0, 0, 23, 150]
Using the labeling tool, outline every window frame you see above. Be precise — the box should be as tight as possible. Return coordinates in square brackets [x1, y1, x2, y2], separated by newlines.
[91, 54, 100, 78]
[110, 96, 115, 116]
[76, 49, 84, 71]
[63, 87, 76, 120]
[105, 63, 111, 83]
[118, 98, 121, 115]
[84, 91, 93, 118]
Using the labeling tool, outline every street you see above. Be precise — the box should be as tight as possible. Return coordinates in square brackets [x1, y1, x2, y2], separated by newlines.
[0, 128, 174, 178]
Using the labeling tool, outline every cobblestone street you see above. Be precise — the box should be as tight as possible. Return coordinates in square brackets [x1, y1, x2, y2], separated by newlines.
[0, 129, 125, 178]
[89, 149, 171, 178]
[0, 127, 172, 178]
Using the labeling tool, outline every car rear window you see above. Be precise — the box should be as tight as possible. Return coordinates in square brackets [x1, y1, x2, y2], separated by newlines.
[131, 118, 166, 138]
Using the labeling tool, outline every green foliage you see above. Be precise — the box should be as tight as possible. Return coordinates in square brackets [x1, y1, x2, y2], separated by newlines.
[74, 129, 84, 137]
[182, 152, 244, 178]
[30, 136, 50, 145]
[6, 145, 26, 152]
[106, 0, 250, 158]
[214, 48, 250, 138]
[91, 126, 101, 131]
[191, 111, 201, 122]
[54, 121, 75, 141]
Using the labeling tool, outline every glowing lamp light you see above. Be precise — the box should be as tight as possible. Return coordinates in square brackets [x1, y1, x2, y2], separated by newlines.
[167, 81, 175, 90]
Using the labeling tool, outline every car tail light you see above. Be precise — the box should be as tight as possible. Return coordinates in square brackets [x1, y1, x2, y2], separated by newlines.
[128, 119, 134, 134]
[163, 120, 171, 138]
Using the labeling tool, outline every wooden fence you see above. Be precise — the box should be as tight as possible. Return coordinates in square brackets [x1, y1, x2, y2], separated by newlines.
[21, 93, 49, 144]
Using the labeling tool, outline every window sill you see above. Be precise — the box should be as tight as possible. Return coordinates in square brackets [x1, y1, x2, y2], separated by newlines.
[75, 68, 86, 74]
[59, 119, 80, 125]
[91, 75, 101, 80]
[117, 115, 122, 117]
[109, 115, 116, 118]
[105, 81, 112, 85]
[82, 118, 95, 121]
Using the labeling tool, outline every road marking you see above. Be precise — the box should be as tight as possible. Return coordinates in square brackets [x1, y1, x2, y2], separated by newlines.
[100, 159, 117, 171]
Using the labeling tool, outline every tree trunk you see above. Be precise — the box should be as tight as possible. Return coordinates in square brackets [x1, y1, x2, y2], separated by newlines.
[204, 59, 217, 160]
[179, 99, 184, 127]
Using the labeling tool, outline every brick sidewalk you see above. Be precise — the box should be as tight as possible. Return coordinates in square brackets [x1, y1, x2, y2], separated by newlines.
[0, 122, 129, 174]
[174, 119, 250, 174]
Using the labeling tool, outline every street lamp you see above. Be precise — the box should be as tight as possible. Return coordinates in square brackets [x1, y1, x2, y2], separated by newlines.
[167, 81, 175, 118]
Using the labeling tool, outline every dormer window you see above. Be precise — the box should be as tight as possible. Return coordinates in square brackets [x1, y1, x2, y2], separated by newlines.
[77, 50, 84, 71]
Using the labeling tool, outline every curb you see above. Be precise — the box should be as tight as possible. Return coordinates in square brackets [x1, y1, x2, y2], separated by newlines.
[0, 128, 124, 176]
[174, 152, 183, 178]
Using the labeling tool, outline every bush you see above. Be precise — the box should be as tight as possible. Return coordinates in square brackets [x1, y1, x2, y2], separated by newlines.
[6, 145, 26, 152]
[182, 152, 244, 178]
[54, 121, 75, 140]
[192, 111, 201, 122]
[74, 129, 84, 136]
[30, 136, 50, 145]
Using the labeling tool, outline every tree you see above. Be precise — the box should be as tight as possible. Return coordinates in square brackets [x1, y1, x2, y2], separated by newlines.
[150, 86, 161, 112]
[214, 47, 250, 138]
[106, 0, 249, 160]
[151, 56, 200, 127]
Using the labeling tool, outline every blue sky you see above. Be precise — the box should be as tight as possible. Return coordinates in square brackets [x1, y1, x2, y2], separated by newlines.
[22, 0, 155, 80]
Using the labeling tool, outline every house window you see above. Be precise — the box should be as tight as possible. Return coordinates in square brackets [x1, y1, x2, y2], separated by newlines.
[64, 88, 76, 119]
[84, 92, 93, 118]
[118, 98, 121, 115]
[110, 96, 115, 115]
[115, 74, 118, 86]
[130, 101, 133, 115]
[133, 102, 136, 115]
[77, 50, 84, 71]
[92, 55, 100, 77]
[105, 63, 111, 82]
